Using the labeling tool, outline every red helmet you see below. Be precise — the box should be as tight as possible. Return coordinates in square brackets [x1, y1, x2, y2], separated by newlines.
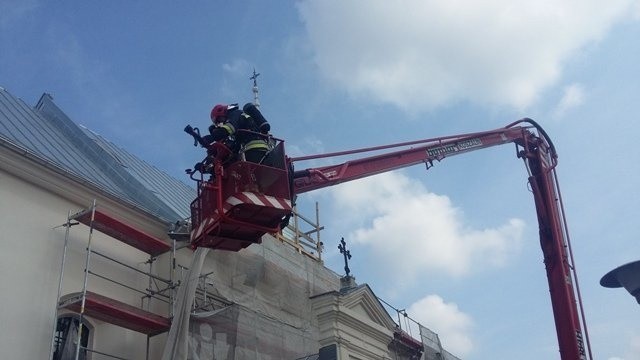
[210, 104, 228, 123]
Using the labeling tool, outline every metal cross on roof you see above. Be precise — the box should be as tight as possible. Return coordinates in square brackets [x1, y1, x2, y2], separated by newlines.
[338, 237, 352, 277]
[250, 68, 260, 86]
[249, 68, 261, 107]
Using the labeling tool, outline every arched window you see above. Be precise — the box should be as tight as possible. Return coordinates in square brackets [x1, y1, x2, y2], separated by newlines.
[53, 315, 92, 360]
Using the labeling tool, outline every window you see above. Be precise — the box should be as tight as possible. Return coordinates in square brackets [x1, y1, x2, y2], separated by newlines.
[53, 316, 91, 360]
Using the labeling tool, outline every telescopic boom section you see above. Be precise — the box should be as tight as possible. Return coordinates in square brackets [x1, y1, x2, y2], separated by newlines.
[520, 133, 588, 360]
[292, 126, 528, 194]
[289, 120, 590, 359]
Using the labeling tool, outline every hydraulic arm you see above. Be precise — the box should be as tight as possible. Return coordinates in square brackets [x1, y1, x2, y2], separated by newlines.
[289, 118, 590, 359]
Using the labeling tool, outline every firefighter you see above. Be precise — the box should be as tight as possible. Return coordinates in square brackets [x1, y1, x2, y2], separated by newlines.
[208, 103, 271, 163]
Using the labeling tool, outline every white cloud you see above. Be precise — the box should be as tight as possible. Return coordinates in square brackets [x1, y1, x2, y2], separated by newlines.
[407, 294, 474, 357]
[297, 0, 638, 112]
[222, 59, 252, 76]
[328, 172, 524, 278]
[554, 83, 585, 118]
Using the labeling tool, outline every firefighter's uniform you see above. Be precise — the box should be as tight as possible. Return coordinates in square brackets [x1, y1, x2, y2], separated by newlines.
[208, 103, 271, 164]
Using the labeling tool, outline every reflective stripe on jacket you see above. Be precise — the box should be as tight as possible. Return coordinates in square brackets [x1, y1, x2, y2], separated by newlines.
[243, 139, 270, 151]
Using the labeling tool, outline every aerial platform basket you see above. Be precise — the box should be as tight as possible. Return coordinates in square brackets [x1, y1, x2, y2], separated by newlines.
[190, 141, 293, 251]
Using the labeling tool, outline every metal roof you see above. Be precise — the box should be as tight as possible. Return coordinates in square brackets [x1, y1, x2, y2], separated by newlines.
[0, 87, 194, 223]
[81, 126, 194, 220]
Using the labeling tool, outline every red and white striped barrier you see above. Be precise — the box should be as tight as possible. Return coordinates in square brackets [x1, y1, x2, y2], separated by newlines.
[190, 192, 292, 241]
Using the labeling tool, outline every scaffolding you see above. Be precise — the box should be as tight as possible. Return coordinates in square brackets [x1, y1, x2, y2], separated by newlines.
[276, 202, 324, 261]
[49, 200, 178, 360]
[48, 200, 316, 360]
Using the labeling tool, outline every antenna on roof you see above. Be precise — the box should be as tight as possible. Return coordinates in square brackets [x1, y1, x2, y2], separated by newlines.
[250, 68, 261, 108]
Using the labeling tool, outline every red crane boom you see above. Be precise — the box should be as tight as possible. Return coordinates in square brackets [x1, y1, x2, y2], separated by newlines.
[289, 118, 590, 359]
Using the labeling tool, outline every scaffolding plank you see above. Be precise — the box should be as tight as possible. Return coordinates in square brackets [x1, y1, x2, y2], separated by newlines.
[60, 292, 170, 336]
[72, 209, 171, 256]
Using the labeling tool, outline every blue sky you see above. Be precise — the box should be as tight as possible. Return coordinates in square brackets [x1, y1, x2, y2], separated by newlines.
[2, 1, 640, 358]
